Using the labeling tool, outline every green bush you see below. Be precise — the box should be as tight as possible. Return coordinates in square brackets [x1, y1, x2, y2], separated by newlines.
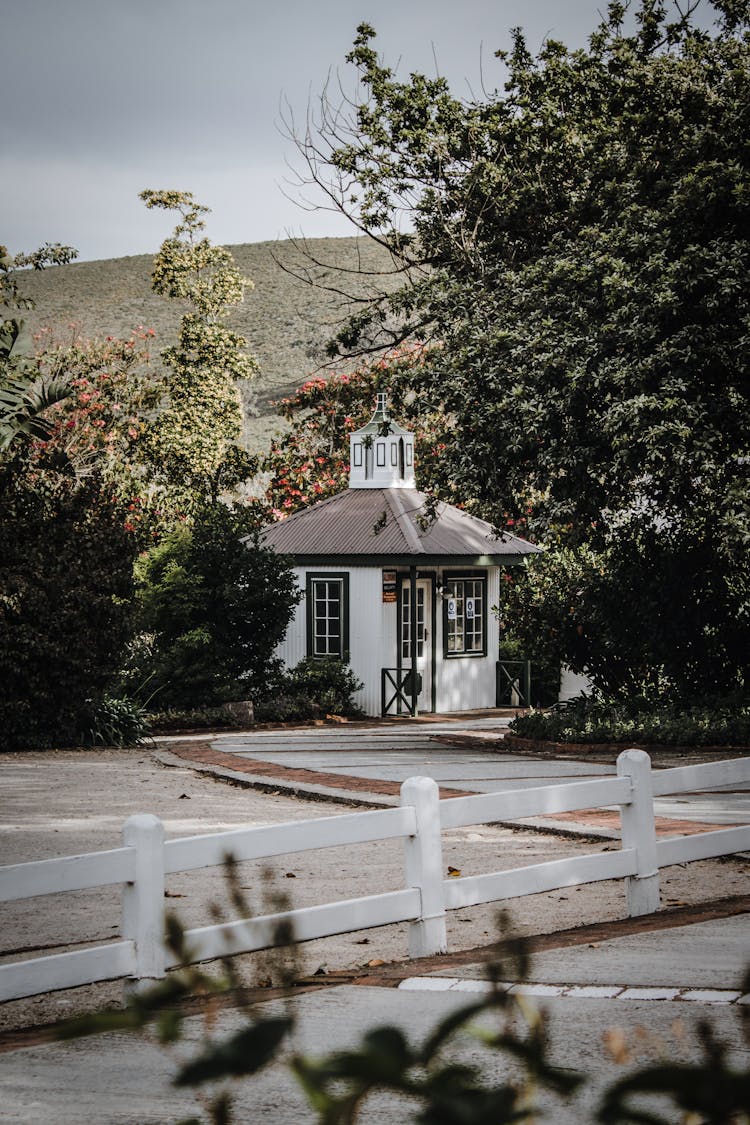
[148, 707, 247, 732]
[85, 696, 151, 747]
[0, 470, 138, 750]
[254, 658, 364, 722]
[286, 657, 363, 714]
[511, 694, 750, 746]
[253, 694, 321, 723]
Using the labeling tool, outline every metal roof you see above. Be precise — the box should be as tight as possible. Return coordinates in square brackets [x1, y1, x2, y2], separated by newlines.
[261, 488, 541, 565]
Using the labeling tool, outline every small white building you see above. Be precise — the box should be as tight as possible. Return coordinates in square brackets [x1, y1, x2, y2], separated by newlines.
[263, 395, 540, 716]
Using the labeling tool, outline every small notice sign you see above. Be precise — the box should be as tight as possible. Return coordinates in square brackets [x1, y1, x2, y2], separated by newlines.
[447, 598, 457, 620]
[382, 569, 397, 603]
[466, 597, 475, 620]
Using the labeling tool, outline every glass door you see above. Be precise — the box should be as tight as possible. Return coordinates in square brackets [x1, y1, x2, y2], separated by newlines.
[400, 578, 432, 711]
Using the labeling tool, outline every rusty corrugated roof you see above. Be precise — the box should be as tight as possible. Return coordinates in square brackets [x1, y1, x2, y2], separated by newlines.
[261, 488, 540, 564]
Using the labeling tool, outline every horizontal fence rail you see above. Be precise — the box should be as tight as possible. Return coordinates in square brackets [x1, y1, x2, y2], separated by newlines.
[0, 942, 137, 1004]
[172, 890, 423, 969]
[439, 776, 632, 830]
[443, 849, 638, 912]
[164, 806, 416, 873]
[1, 750, 747, 1002]
[0, 848, 136, 903]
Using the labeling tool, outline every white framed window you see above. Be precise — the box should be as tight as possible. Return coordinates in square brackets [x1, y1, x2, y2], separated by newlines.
[444, 574, 486, 656]
[306, 574, 349, 659]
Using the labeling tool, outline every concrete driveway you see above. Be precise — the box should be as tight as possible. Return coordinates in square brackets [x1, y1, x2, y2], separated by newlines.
[162, 714, 750, 829]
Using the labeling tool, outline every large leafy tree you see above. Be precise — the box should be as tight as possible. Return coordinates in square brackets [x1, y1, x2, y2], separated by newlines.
[139, 190, 258, 506]
[133, 503, 301, 709]
[0, 249, 142, 748]
[0, 466, 139, 750]
[263, 347, 458, 517]
[293, 2, 750, 698]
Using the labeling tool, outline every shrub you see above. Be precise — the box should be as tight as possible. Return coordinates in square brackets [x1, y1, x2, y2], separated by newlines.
[85, 696, 151, 747]
[254, 658, 364, 722]
[133, 503, 300, 709]
[510, 694, 750, 747]
[148, 707, 247, 732]
[286, 657, 363, 715]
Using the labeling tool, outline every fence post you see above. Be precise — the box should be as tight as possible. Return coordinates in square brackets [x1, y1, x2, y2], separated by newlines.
[401, 776, 447, 957]
[617, 749, 660, 917]
[122, 813, 166, 984]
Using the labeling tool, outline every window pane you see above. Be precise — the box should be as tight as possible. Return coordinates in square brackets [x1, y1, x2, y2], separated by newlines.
[445, 578, 484, 655]
[311, 578, 342, 658]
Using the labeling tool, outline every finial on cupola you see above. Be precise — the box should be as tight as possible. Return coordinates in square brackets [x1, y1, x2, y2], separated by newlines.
[349, 393, 416, 489]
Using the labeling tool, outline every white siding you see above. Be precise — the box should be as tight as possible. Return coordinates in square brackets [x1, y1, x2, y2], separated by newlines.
[274, 566, 398, 716]
[349, 568, 398, 715]
[433, 567, 499, 713]
[273, 567, 307, 670]
[275, 564, 501, 716]
[559, 665, 594, 702]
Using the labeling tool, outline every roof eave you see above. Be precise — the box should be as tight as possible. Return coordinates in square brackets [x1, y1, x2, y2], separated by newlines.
[269, 551, 535, 567]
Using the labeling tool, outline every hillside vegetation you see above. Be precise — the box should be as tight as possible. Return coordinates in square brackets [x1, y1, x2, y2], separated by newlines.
[19, 237, 395, 450]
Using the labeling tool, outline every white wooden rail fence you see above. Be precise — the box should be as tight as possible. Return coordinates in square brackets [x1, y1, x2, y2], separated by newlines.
[1, 750, 748, 1003]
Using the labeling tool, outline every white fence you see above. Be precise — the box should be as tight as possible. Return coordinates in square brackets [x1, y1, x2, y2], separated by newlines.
[1, 750, 748, 1003]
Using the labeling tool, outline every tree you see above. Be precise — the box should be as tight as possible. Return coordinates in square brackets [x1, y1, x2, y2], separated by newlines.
[263, 346, 454, 517]
[133, 502, 301, 709]
[0, 470, 138, 750]
[22, 328, 181, 540]
[139, 190, 258, 507]
[291, 3, 750, 699]
[0, 248, 155, 748]
[0, 243, 77, 452]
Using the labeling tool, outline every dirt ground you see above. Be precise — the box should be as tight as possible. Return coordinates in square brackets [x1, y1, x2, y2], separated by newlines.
[1, 746, 748, 1033]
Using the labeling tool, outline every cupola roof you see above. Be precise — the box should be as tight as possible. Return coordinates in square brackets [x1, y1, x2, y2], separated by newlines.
[349, 393, 416, 489]
[352, 392, 410, 437]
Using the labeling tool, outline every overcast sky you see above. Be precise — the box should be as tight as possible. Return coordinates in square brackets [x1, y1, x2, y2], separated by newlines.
[4, 0, 615, 262]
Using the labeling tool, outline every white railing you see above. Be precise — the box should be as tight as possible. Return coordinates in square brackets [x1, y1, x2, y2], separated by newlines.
[0, 750, 747, 1002]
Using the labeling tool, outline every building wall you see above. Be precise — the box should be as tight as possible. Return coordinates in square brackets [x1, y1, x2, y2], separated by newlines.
[275, 564, 500, 716]
[433, 566, 500, 713]
[275, 565, 397, 716]
[559, 665, 594, 702]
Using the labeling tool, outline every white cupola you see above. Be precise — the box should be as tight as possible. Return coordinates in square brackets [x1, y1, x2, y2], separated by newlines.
[349, 393, 416, 489]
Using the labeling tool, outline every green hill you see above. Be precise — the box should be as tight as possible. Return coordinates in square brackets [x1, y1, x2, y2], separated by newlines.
[19, 237, 395, 451]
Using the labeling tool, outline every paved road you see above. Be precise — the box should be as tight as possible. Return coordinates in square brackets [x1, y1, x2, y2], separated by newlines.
[2, 718, 747, 1122]
[2, 915, 747, 1124]
[186, 717, 750, 827]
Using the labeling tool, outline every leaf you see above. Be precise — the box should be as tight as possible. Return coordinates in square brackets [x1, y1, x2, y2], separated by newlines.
[175, 1016, 292, 1086]
[447, 865, 462, 877]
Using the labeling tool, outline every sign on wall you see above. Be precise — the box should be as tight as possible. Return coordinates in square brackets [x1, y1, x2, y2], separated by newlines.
[382, 569, 397, 603]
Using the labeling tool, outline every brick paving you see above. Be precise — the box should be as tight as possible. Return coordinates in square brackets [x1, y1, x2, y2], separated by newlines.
[166, 740, 470, 800]
[165, 740, 738, 836]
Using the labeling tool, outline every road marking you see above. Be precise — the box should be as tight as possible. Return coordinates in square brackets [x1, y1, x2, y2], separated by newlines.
[398, 977, 749, 1004]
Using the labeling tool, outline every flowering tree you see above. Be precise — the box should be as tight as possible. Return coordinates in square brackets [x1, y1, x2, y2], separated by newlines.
[139, 190, 258, 507]
[263, 345, 468, 518]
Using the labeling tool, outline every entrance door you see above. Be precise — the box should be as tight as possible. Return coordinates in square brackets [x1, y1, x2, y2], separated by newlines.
[400, 578, 433, 712]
